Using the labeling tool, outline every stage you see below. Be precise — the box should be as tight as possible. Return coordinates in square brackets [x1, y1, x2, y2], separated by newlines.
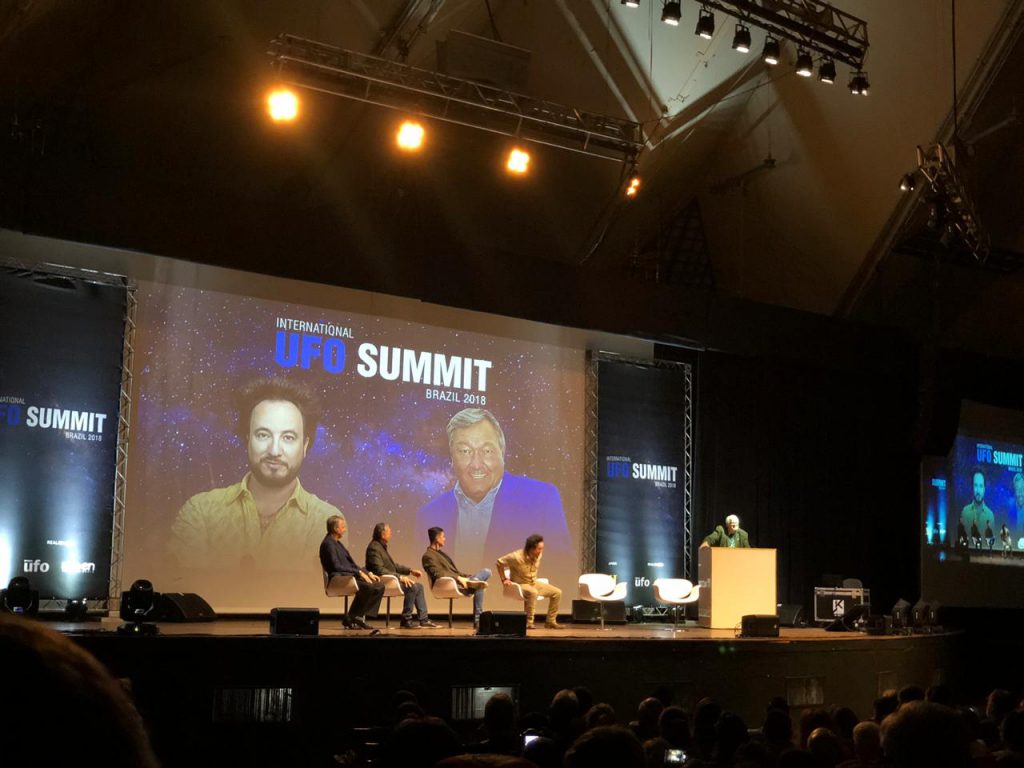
[57, 615, 963, 765]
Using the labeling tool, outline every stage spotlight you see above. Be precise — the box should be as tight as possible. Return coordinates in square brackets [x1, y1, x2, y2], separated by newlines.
[64, 598, 89, 622]
[396, 119, 425, 152]
[732, 24, 751, 53]
[118, 579, 160, 636]
[818, 59, 836, 84]
[625, 172, 641, 199]
[795, 49, 814, 77]
[891, 598, 912, 630]
[661, 1, 681, 26]
[695, 8, 715, 39]
[266, 87, 299, 122]
[849, 71, 870, 95]
[899, 172, 917, 192]
[506, 147, 531, 175]
[1, 577, 39, 616]
[762, 36, 780, 65]
[621, 0, 640, 7]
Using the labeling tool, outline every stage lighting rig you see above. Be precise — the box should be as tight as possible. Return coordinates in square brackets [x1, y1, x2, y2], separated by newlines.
[117, 579, 160, 636]
[267, 35, 643, 165]
[1, 577, 39, 617]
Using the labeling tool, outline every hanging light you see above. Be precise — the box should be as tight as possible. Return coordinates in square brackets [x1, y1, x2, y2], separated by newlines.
[695, 7, 715, 39]
[762, 36, 780, 65]
[621, 0, 641, 7]
[899, 173, 917, 192]
[818, 59, 837, 84]
[849, 71, 870, 95]
[661, 1, 682, 26]
[732, 24, 752, 53]
[795, 49, 814, 77]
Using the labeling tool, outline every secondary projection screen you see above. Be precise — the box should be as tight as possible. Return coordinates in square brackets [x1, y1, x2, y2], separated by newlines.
[921, 400, 1024, 609]
[122, 280, 586, 612]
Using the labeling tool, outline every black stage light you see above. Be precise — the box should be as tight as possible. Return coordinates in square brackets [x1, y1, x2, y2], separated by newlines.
[891, 598, 912, 630]
[762, 36, 780, 65]
[899, 172, 917, 192]
[732, 24, 751, 53]
[621, 0, 640, 7]
[1, 577, 39, 616]
[118, 579, 160, 635]
[661, 1, 681, 26]
[695, 8, 715, 39]
[795, 49, 814, 77]
[64, 598, 90, 622]
[849, 71, 870, 95]
[818, 59, 836, 84]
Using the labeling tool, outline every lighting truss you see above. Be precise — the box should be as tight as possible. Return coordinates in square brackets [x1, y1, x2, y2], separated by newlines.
[692, 1, 868, 70]
[914, 143, 989, 262]
[267, 34, 644, 162]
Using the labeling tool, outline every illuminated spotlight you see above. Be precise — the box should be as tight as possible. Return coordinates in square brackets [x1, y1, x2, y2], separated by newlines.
[621, 0, 640, 7]
[506, 147, 531, 175]
[117, 578, 160, 636]
[661, 1, 681, 26]
[762, 36, 780, 65]
[395, 119, 425, 151]
[899, 172, 917, 192]
[695, 7, 715, 40]
[849, 71, 870, 95]
[266, 87, 299, 122]
[818, 59, 837, 84]
[64, 598, 89, 622]
[732, 24, 752, 53]
[625, 172, 641, 199]
[795, 49, 814, 77]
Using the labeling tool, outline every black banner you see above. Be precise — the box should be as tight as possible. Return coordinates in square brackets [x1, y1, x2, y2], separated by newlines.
[596, 357, 692, 605]
[0, 267, 125, 599]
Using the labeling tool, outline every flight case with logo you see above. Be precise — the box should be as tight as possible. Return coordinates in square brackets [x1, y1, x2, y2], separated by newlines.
[813, 587, 870, 623]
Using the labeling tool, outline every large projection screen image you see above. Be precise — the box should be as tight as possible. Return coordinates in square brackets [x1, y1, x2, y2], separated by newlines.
[122, 281, 586, 613]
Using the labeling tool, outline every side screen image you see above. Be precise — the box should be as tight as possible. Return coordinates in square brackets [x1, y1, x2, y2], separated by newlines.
[122, 281, 585, 612]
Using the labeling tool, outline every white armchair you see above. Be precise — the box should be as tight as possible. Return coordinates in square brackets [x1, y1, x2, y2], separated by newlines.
[578, 573, 627, 629]
[431, 576, 472, 628]
[323, 571, 358, 623]
[379, 574, 406, 629]
[653, 577, 700, 630]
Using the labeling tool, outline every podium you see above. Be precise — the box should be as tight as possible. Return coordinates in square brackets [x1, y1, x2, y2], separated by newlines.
[698, 547, 776, 629]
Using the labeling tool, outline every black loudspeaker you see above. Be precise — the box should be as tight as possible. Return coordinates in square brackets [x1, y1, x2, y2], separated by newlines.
[740, 614, 779, 637]
[477, 611, 527, 636]
[270, 608, 319, 635]
[570, 600, 627, 624]
[778, 604, 805, 627]
[156, 592, 217, 622]
[863, 615, 893, 636]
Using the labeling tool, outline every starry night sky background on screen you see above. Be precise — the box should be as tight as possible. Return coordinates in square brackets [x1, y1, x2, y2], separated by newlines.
[122, 281, 586, 612]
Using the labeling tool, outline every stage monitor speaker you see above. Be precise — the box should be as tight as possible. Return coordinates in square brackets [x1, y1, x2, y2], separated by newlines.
[571, 600, 627, 624]
[156, 592, 217, 622]
[863, 614, 892, 636]
[270, 607, 319, 636]
[740, 614, 779, 638]
[778, 604, 805, 627]
[477, 611, 527, 636]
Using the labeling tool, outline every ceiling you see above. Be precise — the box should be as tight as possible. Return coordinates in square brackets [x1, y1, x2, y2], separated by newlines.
[1, 0, 1022, 354]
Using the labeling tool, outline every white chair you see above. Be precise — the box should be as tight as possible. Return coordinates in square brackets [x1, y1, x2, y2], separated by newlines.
[431, 576, 473, 628]
[502, 570, 549, 617]
[578, 573, 627, 629]
[653, 578, 700, 630]
[380, 574, 405, 629]
[323, 571, 358, 615]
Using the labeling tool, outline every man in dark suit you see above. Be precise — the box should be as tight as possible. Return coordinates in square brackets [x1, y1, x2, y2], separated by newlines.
[319, 515, 384, 629]
[421, 526, 491, 626]
[415, 408, 571, 571]
[365, 522, 439, 629]
[700, 514, 750, 548]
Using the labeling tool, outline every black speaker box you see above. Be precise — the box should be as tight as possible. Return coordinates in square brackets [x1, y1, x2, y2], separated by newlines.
[570, 599, 627, 624]
[270, 607, 319, 635]
[477, 610, 527, 636]
[157, 592, 217, 622]
[778, 604, 805, 627]
[740, 614, 779, 637]
[864, 614, 893, 635]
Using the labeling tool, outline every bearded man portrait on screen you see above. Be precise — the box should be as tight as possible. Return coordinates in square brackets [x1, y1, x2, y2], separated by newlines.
[416, 408, 570, 569]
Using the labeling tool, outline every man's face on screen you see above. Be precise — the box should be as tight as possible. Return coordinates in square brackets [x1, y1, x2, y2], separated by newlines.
[973, 472, 985, 504]
[247, 399, 308, 488]
[450, 419, 505, 503]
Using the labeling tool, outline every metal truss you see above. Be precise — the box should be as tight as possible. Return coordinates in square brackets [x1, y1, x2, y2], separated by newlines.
[267, 34, 645, 162]
[585, 352, 695, 583]
[699, 1, 869, 70]
[109, 283, 137, 613]
[913, 143, 990, 263]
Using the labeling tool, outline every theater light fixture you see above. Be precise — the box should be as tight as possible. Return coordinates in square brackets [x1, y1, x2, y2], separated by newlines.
[695, 7, 715, 39]
[621, 0, 640, 7]
[117, 579, 160, 636]
[899, 172, 917, 192]
[795, 49, 814, 77]
[661, 1, 682, 26]
[266, 87, 299, 122]
[818, 59, 837, 84]
[506, 147, 531, 175]
[396, 119, 425, 151]
[848, 71, 870, 95]
[625, 171, 641, 199]
[732, 23, 752, 53]
[762, 36, 780, 65]
[64, 598, 89, 622]
[1, 577, 38, 616]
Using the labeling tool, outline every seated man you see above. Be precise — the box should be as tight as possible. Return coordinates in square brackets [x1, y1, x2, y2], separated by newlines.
[497, 533, 562, 629]
[421, 526, 490, 627]
[700, 514, 750, 548]
[319, 515, 385, 630]
[365, 522, 439, 629]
